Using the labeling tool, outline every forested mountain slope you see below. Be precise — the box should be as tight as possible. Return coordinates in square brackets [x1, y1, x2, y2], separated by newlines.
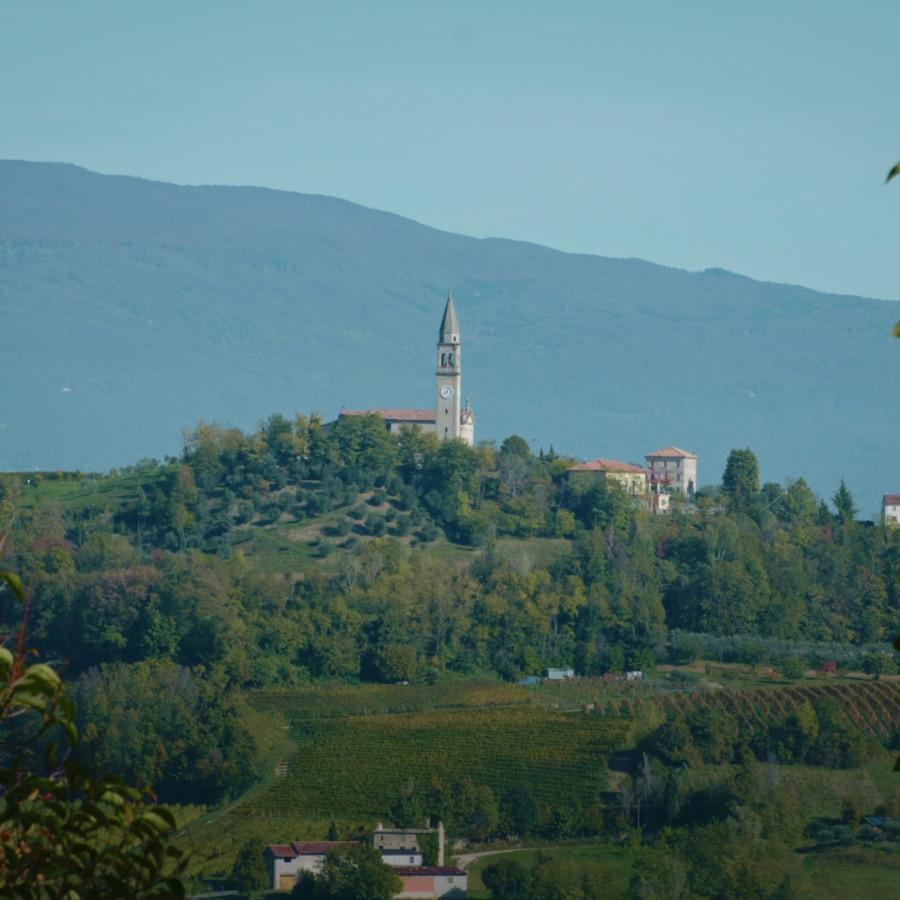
[2, 160, 898, 508]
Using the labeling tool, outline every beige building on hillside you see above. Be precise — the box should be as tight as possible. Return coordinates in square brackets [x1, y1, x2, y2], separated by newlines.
[338, 294, 475, 446]
[644, 446, 698, 496]
[566, 459, 649, 497]
[882, 494, 900, 525]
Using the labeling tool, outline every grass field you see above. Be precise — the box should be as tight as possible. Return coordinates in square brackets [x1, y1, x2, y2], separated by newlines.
[802, 845, 900, 900]
[460, 843, 637, 900]
[241, 707, 630, 818]
[14, 469, 164, 512]
[776, 760, 896, 819]
[249, 679, 533, 720]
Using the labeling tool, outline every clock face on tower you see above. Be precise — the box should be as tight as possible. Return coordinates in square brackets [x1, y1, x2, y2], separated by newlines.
[440, 386, 454, 399]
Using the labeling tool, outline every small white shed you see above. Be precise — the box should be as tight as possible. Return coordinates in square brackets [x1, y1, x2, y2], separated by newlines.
[543, 668, 575, 680]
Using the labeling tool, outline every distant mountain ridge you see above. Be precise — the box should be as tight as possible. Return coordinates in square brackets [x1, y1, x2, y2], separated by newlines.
[1, 160, 898, 510]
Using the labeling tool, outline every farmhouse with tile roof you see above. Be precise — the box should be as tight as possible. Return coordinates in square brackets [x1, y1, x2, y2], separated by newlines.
[566, 459, 649, 497]
[263, 841, 357, 890]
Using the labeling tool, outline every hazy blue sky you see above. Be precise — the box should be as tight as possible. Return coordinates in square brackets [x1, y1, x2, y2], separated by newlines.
[3, 1, 900, 299]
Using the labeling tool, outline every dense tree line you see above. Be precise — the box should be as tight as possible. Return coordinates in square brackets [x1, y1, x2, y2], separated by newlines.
[3, 415, 900, 804]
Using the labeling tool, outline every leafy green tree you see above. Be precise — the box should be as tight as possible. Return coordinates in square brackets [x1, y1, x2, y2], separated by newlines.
[231, 841, 269, 895]
[331, 413, 398, 473]
[780, 656, 806, 681]
[291, 843, 402, 900]
[767, 703, 819, 763]
[722, 448, 759, 509]
[482, 859, 530, 900]
[0, 567, 185, 899]
[778, 477, 818, 523]
[697, 560, 767, 653]
[501, 784, 538, 837]
[862, 652, 898, 679]
[499, 435, 531, 458]
[467, 784, 500, 841]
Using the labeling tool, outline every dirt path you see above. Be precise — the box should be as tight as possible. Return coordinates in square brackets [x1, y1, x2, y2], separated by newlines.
[454, 847, 560, 871]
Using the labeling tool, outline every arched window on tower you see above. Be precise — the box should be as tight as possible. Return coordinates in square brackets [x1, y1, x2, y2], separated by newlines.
[448, 352, 455, 366]
[441, 353, 447, 367]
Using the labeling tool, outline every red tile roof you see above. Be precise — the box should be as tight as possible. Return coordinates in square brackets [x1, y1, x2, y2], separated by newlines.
[567, 459, 647, 474]
[393, 867, 467, 876]
[266, 841, 356, 858]
[645, 446, 697, 459]
[339, 409, 436, 422]
[884, 495, 900, 506]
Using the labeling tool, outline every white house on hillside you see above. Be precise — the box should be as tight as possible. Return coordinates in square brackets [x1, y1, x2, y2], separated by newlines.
[264, 841, 355, 890]
[644, 446, 698, 496]
[883, 494, 900, 525]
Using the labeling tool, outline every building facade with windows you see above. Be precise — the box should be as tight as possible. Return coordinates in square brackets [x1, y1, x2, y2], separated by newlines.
[263, 841, 356, 890]
[644, 446, 698, 496]
[566, 459, 649, 497]
[394, 866, 467, 898]
[883, 494, 900, 525]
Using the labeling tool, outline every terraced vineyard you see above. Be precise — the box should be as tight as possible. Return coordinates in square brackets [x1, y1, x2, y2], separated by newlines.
[660, 680, 900, 737]
[242, 706, 630, 817]
[248, 679, 532, 720]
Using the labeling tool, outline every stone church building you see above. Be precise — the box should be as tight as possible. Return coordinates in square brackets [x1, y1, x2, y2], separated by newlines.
[339, 294, 475, 445]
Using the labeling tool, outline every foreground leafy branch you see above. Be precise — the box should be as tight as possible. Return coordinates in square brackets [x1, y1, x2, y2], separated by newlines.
[0, 552, 186, 899]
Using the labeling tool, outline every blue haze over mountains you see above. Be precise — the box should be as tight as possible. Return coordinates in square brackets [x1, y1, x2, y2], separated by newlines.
[1, 160, 898, 512]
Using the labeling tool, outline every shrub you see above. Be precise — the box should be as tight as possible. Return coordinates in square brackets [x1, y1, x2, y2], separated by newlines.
[669, 637, 701, 665]
[365, 513, 387, 537]
[841, 796, 864, 827]
[780, 657, 806, 681]
[394, 515, 412, 537]
[419, 521, 440, 543]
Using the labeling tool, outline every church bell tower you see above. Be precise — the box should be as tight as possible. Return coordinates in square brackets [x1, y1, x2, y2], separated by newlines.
[435, 293, 464, 442]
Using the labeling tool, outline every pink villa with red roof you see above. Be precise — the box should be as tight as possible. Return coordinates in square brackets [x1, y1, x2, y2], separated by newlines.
[882, 494, 900, 525]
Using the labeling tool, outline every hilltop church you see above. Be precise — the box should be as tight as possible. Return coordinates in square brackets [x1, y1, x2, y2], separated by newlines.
[338, 294, 475, 445]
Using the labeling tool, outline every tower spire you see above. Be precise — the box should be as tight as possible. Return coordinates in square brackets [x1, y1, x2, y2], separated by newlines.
[439, 292, 460, 342]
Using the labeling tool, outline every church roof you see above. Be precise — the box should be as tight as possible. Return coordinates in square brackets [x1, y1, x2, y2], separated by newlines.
[340, 409, 436, 422]
[645, 446, 697, 460]
[439, 293, 459, 340]
[567, 459, 647, 474]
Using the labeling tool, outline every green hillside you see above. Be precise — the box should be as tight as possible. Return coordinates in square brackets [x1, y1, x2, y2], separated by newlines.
[2, 160, 900, 508]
